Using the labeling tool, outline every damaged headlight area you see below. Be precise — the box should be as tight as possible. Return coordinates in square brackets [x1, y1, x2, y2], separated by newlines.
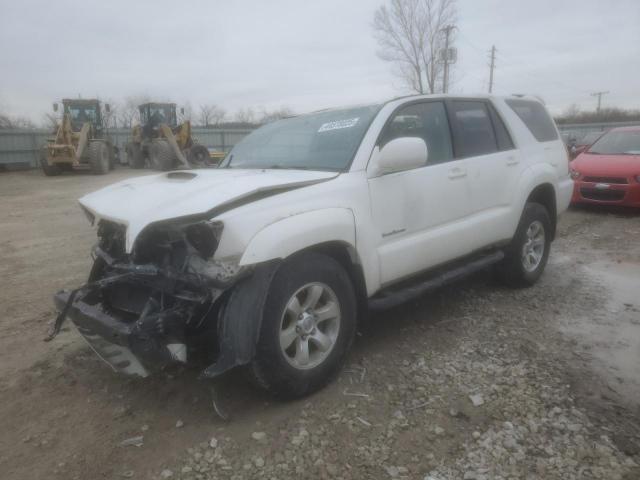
[50, 218, 248, 377]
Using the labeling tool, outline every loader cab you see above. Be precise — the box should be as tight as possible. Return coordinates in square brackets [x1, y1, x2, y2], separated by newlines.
[62, 99, 102, 132]
[139, 103, 177, 137]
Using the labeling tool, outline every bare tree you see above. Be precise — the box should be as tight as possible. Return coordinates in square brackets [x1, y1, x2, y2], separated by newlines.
[198, 104, 226, 127]
[259, 106, 294, 124]
[0, 112, 35, 129]
[234, 107, 256, 124]
[373, 0, 456, 94]
[41, 112, 59, 131]
[119, 94, 151, 129]
[562, 103, 581, 118]
[101, 99, 119, 129]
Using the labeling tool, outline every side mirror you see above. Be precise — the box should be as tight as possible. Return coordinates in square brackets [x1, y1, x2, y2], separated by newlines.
[105, 103, 111, 113]
[376, 137, 428, 175]
[53, 103, 58, 112]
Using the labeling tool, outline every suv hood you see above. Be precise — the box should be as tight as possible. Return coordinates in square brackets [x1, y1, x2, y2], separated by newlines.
[79, 169, 338, 251]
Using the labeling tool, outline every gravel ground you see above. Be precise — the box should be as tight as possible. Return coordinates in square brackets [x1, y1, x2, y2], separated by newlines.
[0, 169, 639, 480]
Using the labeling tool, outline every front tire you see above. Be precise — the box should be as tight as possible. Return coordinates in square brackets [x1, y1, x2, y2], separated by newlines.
[149, 139, 176, 171]
[248, 253, 357, 399]
[187, 144, 211, 167]
[39, 149, 61, 176]
[126, 142, 145, 169]
[497, 202, 551, 287]
[88, 141, 110, 174]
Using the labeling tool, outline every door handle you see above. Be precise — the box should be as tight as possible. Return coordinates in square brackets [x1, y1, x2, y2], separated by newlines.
[506, 155, 519, 166]
[448, 167, 467, 179]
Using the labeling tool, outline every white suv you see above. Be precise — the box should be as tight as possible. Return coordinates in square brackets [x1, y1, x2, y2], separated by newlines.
[51, 94, 572, 398]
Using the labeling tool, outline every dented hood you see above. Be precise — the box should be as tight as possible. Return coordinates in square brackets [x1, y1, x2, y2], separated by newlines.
[79, 168, 338, 251]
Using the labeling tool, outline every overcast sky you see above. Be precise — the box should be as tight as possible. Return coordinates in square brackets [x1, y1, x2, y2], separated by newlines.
[1, 0, 638, 123]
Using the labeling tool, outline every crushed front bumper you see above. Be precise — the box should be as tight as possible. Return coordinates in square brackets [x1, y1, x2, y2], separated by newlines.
[54, 290, 186, 377]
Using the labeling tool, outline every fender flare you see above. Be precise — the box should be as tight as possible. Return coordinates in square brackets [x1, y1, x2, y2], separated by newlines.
[239, 208, 357, 266]
[509, 163, 558, 231]
[202, 208, 358, 377]
[202, 260, 280, 378]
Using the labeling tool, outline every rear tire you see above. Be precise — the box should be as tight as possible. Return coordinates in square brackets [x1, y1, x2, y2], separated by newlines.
[247, 252, 357, 399]
[88, 141, 110, 175]
[126, 142, 145, 169]
[39, 149, 61, 176]
[149, 139, 176, 171]
[496, 202, 551, 287]
[187, 144, 210, 167]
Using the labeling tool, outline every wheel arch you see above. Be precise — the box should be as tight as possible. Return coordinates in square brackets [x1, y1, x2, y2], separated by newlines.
[525, 182, 557, 240]
[287, 240, 368, 321]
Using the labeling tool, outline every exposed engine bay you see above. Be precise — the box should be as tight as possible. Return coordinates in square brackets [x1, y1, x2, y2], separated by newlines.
[51, 218, 254, 377]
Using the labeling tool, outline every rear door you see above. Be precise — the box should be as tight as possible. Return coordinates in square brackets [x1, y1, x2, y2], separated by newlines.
[446, 99, 520, 245]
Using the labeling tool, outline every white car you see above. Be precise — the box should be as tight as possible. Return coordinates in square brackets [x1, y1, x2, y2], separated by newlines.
[51, 94, 572, 398]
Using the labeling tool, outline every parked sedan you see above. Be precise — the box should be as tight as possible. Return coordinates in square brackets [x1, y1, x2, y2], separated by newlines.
[570, 126, 640, 207]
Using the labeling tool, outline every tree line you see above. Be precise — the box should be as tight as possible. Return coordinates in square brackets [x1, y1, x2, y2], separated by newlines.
[0, 95, 294, 130]
[555, 104, 640, 125]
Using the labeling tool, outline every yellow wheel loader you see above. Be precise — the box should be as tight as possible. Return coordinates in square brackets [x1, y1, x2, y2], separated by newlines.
[40, 99, 116, 176]
[125, 103, 211, 171]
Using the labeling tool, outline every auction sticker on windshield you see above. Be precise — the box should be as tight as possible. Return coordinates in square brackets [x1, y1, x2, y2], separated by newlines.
[318, 117, 359, 132]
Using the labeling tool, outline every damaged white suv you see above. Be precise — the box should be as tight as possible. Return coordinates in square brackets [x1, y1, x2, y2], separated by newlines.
[51, 95, 572, 398]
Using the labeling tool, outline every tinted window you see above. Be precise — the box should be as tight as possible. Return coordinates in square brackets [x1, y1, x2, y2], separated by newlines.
[450, 101, 498, 157]
[505, 99, 558, 142]
[380, 102, 453, 164]
[488, 104, 515, 151]
[224, 104, 381, 171]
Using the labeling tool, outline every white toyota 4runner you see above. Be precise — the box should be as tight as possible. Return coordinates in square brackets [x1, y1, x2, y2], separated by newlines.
[51, 94, 572, 398]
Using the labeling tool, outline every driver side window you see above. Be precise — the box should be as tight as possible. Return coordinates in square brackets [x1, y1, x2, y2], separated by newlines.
[380, 102, 454, 165]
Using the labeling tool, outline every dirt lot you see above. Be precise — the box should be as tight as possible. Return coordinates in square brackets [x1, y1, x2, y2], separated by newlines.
[1, 168, 639, 480]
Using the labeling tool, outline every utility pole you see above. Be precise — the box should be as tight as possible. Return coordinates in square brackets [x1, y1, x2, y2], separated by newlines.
[442, 25, 455, 94]
[591, 91, 609, 113]
[488, 45, 496, 93]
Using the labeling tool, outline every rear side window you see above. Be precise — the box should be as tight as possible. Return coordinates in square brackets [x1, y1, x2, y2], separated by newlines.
[449, 101, 498, 157]
[488, 104, 515, 151]
[505, 99, 558, 142]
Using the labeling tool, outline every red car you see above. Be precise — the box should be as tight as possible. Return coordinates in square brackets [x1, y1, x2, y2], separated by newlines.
[570, 126, 640, 208]
[570, 131, 604, 159]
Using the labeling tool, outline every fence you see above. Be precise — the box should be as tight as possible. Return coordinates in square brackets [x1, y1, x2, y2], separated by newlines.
[0, 127, 254, 168]
[556, 121, 640, 140]
[3, 120, 639, 168]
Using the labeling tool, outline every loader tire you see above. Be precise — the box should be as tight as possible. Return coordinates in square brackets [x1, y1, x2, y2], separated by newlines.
[39, 149, 61, 176]
[89, 141, 110, 175]
[126, 142, 145, 169]
[188, 144, 210, 167]
[149, 139, 176, 171]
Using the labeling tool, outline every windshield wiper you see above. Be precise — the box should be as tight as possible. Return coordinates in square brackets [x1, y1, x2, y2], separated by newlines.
[266, 164, 314, 170]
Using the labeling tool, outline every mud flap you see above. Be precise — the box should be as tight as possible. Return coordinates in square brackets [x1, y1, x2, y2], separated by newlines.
[201, 260, 280, 378]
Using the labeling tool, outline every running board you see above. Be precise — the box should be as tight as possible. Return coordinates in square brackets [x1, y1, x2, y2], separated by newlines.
[368, 250, 504, 310]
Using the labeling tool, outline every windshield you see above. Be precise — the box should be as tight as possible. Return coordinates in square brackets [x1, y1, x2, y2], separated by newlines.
[223, 104, 381, 171]
[66, 105, 97, 125]
[141, 105, 175, 126]
[579, 131, 603, 145]
[588, 129, 640, 155]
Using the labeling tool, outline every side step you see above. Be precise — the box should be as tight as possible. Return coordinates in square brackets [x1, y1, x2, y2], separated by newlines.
[368, 250, 504, 310]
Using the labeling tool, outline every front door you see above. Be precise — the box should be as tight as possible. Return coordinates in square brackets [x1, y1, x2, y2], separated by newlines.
[368, 101, 473, 286]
